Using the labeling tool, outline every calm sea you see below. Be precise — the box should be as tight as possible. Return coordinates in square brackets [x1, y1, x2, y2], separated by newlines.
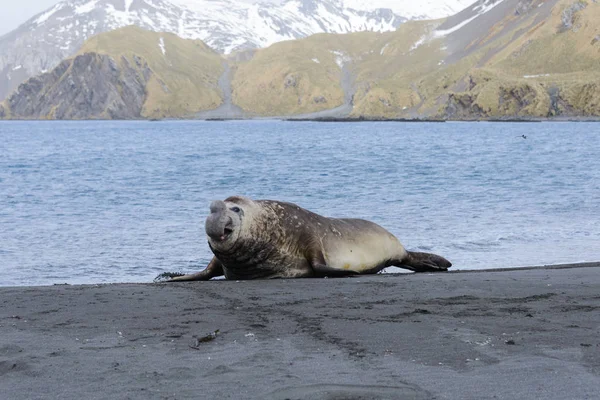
[1, 120, 599, 286]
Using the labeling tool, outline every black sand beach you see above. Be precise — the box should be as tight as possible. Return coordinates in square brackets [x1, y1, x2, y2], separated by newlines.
[1, 265, 599, 399]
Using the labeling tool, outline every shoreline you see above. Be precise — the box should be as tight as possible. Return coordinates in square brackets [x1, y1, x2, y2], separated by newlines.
[1, 262, 599, 289]
[449, 260, 600, 273]
[1, 264, 599, 399]
[2, 117, 600, 123]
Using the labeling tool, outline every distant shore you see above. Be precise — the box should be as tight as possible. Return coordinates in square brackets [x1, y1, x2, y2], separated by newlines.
[1, 263, 599, 399]
[3, 116, 600, 123]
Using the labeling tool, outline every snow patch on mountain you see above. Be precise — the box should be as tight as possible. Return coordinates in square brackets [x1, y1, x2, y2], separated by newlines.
[473, 0, 504, 14]
[34, 3, 64, 25]
[524, 74, 551, 78]
[159, 37, 166, 55]
[380, 43, 389, 55]
[410, 0, 505, 50]
[410, 35, 430, 51]
[433, 14, 478, 37]
[435, 0, 504, 37]
[330, 50, 351, 68]
[75, 1, 100, 14]
[342, 0, 475, 19]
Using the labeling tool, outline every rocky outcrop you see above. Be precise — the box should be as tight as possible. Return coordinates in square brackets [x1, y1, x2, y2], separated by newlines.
[443, 84, 550, 119]
[559, 1, 587, 32]
[7, 53, 150, 119]
[515, 0, 534, 15]
[444, 93, 485, 119]
[443, 77, 600, 120]
[561, 82, 600, 116]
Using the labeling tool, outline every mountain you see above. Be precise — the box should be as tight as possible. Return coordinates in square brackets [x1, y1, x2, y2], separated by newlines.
[229, 0, 600, 119]
[3, 0, 599, 120]
[0, 0, 471, 101]
[1, 26, 224, 119]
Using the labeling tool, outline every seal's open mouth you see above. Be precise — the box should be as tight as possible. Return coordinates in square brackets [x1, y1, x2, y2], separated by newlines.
[220, 222, 234, 241]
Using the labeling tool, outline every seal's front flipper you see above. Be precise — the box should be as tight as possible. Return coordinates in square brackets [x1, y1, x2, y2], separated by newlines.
[398, 251, 452, 272]
[168, 257, 224, 281]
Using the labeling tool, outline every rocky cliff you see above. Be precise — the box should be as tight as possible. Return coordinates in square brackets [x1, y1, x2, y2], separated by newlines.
[2, 27, 224, 119]
[5, 54, 149, 119]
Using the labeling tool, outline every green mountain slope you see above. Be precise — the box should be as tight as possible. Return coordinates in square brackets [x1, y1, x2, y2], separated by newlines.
[436, 0, 600, 119]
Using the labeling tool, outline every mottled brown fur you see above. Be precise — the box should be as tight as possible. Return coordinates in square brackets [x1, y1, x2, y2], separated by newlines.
[169, 197, 451, 281]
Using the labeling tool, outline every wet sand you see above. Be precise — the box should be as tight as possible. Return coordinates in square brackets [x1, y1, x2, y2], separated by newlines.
[1, 264, 599, 399]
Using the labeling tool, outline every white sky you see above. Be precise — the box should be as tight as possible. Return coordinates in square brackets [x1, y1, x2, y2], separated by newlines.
[0, 0, 270, 36]
[0, 0, 60, 36]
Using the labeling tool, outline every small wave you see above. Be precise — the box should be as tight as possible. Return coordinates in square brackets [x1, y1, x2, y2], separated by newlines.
[495, 233, 522, 242]
[413, 245, 433, 251]
[452, 240, 502, 251]
[7, 164, 33, 169]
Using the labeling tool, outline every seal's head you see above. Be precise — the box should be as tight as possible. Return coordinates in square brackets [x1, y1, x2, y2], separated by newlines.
[205, 196, 254, 252]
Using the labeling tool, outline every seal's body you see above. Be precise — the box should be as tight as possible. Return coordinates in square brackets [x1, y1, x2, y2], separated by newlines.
[170, 196, 451, 281]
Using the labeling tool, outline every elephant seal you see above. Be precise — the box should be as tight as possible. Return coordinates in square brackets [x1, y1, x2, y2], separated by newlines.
[169, 196, 451, 281]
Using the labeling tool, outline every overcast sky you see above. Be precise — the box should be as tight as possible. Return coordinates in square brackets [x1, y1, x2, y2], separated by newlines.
[1, 0, 58, 36]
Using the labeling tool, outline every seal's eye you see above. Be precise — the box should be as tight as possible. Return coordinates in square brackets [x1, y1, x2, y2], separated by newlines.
[231, 207, 241, 213]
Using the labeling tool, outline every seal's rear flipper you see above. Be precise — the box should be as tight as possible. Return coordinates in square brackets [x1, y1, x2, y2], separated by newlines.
[399, 251, 452, 272]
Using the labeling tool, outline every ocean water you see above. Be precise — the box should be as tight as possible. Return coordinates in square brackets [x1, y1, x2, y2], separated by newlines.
[0, 120, 599, 286]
